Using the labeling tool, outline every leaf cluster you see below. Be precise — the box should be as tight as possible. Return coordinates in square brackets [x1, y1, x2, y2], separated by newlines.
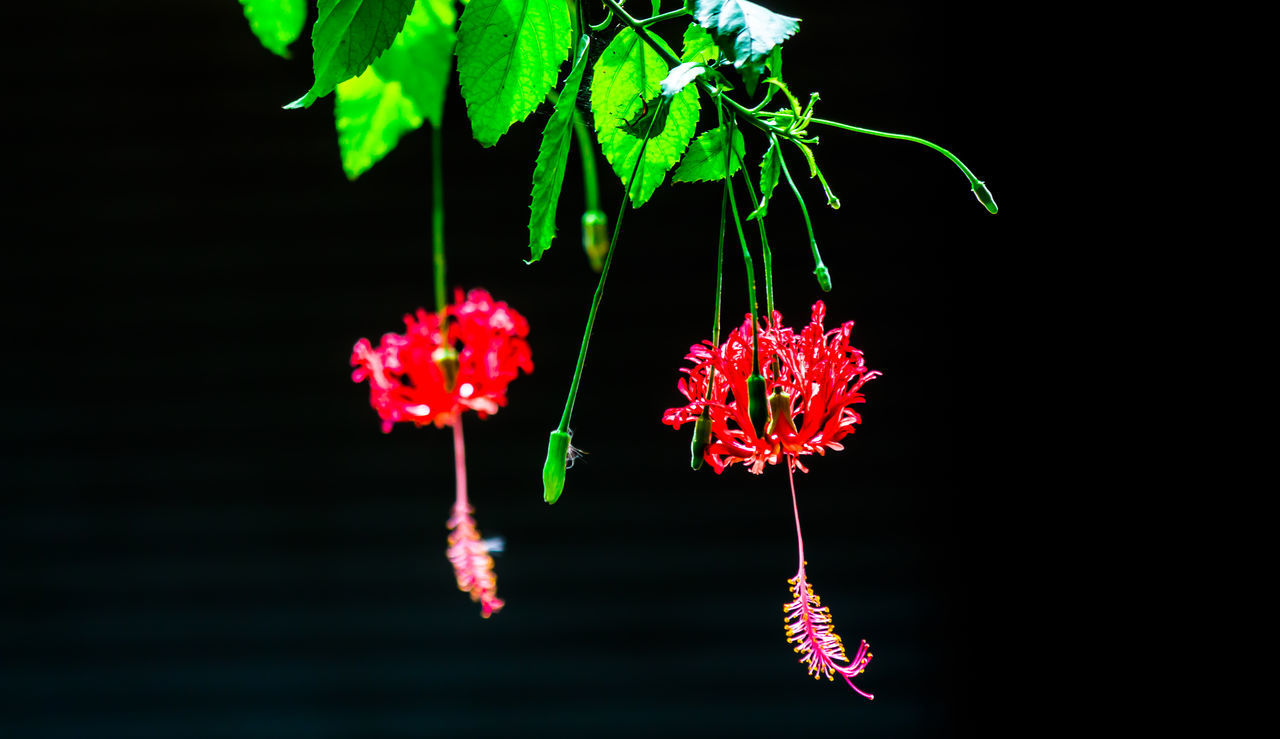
[242, 0, 862, 257]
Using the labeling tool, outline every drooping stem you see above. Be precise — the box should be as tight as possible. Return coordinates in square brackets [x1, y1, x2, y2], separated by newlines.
[573, 0, 585, 39]
[726, 154, 759, 376]
[787, 460, 805, 567]
[705, 96, 732, 393]
[641, 7, 692, 26]
[775, 138, 830, 291]
[711, 146, 728, 349]
[452, 415, 468, 511]
[731, 122, 774, 322]
[807, 117, 998, 213]
[555, 101, 665, 434]
[431, 123, 447, 316]
[572, 109, 601, 214]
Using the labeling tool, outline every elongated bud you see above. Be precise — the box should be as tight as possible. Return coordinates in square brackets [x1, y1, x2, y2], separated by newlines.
[765, 390, 797, 437]
[972, 180, 998, 214]
[690, 407, 712, 470]
[747, 373, 768, 439]
[814, 263, 832, 292]
[542, 429, 571, 504]
[432, 346, 460, 392]
[582, 210, 608, 272]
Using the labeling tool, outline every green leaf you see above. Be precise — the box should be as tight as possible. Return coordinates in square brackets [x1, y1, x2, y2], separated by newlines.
[591, 28, 700, 207]
[672, 124, 743, 183]
[747, 134, 780, 219]
[455, 0, 573, 147]
[693, 0, 799, 94]
[239, 0, 307, 58]
[285, 0, 416, 109]
[332, 0, 456, 179]
[659, 61, 708, 98]
[335, 66, 424, 179]
[372, 0, 457, 127]
[680, 22, 717, 64]
[527, 36, 590, 263]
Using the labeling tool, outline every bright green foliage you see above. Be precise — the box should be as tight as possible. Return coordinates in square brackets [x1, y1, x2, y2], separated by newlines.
[591, 28, 700, 207]
[333, 0, 456, 179]
[527, 36, 590, 263]
[680, 22, 717, 64]
[672, 124, 744, 183]
[455, 0, 573, 147]
[747, 134, 780, 219]
[372, 0, 457, 127]
[239, 0, 307, 58]
[693, 0, 799, 93]
[286, 0, 416, 109]
[335, 67, 424, 179]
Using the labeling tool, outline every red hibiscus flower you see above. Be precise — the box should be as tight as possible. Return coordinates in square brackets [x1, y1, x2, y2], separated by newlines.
[351, 289, 533, 432]
[663, 301, 878, 473]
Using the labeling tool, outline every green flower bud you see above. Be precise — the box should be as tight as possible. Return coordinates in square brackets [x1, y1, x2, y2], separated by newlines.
[766, 390, 797, 437]
[542, 429, 571, 504]
[581, 210, 608, 273]
[814, 263, 832, 292]
[690, 407, 712, 470]
[972, 180, 998, 214]
[747, 372, 768, 439]
[431, 346, 460, 393]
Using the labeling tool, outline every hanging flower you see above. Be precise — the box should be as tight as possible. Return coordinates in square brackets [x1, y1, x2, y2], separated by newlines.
[663, 301, 879, 473]
[351, 288, 533, 431]
[446, 498, 505, 618]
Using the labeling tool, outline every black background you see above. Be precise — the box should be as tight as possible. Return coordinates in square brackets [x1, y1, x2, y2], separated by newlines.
[3, 1, 1031, 736]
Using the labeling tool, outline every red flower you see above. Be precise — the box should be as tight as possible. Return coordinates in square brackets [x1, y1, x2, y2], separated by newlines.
[663, 301, 878, 473]
[351, 289, 533, 431]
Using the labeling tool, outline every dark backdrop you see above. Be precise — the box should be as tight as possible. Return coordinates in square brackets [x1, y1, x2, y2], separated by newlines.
[3, 1, 1024, 736]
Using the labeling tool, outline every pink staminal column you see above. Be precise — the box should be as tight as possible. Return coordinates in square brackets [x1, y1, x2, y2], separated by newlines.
[781, 461, 874, 698]
[445, 417, 505, 618]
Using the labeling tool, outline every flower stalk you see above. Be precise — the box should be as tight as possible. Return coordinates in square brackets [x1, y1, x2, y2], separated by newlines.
[773, 134, 831, 291]
[429, 124, 460, 389]
[571, 108, 610, 271]
[724, 164, 767, 439]
[806, 117, 998, 214]
[692, 96, 733, 470]
[543, 98, 667, 504]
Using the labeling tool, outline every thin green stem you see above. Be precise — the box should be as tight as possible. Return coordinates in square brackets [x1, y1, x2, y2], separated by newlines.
[556, 100, 666, 433]
[431, 123, 446, 316]
[730, 118, 773, 322]
[641, 8, 691, 26]
[571, 109, 600, 213]
[726, 167, 759, 375]
[775, 136, 829, 289]
[702, 97, 731, 403]
[601, 0, 674, 62]
[807, 117, 997, 213]
[712, 98, 730, 350]
[712, 177, 727, 349]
